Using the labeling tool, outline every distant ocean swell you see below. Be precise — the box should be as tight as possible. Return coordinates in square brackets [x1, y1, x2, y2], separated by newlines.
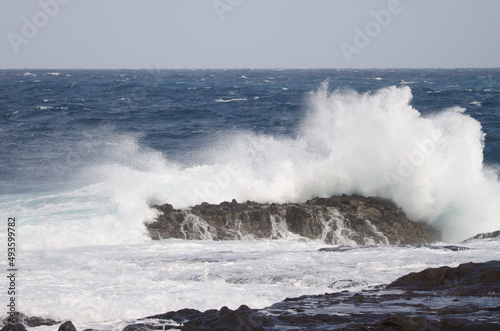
[7, 84, 500, 249]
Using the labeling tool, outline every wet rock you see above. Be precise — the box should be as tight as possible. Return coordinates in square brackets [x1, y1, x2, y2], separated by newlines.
[0, 324, 27, 331]
[319, 244, 471, 253]
[147, 195, 441, 245]
[318, 246, 359, 252]
[24, 316, 60, 327]
[429, 245, 470, 251]
[343, 315, 431, 331]
[1, 313, 59, 328]
[122, 324, 160, 331]
[183, 305, 268, 330]
[146, 308, 203, 325]
[462, 230, 500, 243]
[388, 260, 500, 296]
[58, 321, 77, 331]
[136, 261, 499, 330]
[146, 305, 270, 331]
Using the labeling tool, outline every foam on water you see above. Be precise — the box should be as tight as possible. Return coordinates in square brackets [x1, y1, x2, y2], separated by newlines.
[1, 239, 498, 327]
[3, 85, 499, 249]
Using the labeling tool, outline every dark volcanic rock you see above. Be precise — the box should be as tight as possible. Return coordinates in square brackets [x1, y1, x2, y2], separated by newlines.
[183, 305, 269, 330]
[147, 195, 441, 245]
[388, 260, 500, 296]
[58, 321, 77, 331]
[342, 315, 432, 331]
[1, 313, 60, 328]
[144, 305, 271, 331]
[24, 316, 60, 327]
[0, 324, 27, 331]
[136, 261, 500, 330]
[8, 262, 496, 331]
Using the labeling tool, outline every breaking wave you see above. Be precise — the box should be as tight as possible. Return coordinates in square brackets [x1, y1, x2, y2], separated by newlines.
[7, 84, 500, 248]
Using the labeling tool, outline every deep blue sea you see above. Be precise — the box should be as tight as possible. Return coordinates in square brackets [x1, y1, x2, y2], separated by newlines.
[1, 69, 500, 326]
[2, 69, 499, 181]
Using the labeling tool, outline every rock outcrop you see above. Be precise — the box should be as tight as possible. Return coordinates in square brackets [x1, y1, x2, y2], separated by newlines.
[139, 260, 500, 331]
[146, 195, 441, 245]
[462, 230, 500, 243]
[143, 305, 271, 331]
[388, 260, 500, 296]
[0, 313, 59, 329]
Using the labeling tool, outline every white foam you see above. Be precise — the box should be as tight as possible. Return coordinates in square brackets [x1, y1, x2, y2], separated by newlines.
[196, 85, 499, 242]
[2, 239, 498, 327]
[5, 85, 500, 250]
[215, 98, 248, 103]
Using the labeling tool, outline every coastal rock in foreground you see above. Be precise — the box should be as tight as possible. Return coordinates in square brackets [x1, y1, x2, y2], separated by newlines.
[147, 195, 441, 245]
[135, 260, 499, 331]
[144, 305, 271, 331]
[3, 261, 498, 331]
[0, 313, 59, 329]
[388, 260, 500, 296]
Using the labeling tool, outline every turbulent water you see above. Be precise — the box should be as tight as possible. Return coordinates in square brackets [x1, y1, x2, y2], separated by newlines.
[1, 69, 500, 327]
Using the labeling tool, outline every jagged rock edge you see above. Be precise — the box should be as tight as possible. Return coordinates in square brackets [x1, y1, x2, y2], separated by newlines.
[146, 195, 441, 245]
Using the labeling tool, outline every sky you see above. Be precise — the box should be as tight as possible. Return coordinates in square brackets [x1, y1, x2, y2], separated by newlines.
[1, 0, 499, 69]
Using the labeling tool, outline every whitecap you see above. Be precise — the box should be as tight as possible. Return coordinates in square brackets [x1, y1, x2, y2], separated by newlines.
[215, 98, 248, 103]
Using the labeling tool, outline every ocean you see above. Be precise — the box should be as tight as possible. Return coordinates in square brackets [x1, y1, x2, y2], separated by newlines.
[1, 68, 499, 329]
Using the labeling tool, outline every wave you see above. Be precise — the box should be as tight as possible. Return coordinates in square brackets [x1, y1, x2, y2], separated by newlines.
[7, 84, 500, 249]
[215, 98, 248, 103]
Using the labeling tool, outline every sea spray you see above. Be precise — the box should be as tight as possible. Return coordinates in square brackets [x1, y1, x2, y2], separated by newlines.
[5, 84, 499, 248]
[196, 84, 499, 241]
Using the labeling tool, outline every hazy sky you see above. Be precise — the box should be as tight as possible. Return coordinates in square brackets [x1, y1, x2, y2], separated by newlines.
[1, 0, 499, 69]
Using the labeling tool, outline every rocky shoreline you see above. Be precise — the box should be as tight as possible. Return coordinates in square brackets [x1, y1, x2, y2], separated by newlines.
[3, 259, 499, 331]
[143, 260, 500, 331]
[146, 195, 441, 245]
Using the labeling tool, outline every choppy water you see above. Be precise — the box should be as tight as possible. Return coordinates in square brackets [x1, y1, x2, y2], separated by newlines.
[1, 69, 499, 327]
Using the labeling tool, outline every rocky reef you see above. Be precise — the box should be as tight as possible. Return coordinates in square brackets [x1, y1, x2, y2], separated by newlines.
[129, 260, 500, 331]
[2, 257, 498, 331]
[146, 195, 441, 245]
[6, 260, 496, 331]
